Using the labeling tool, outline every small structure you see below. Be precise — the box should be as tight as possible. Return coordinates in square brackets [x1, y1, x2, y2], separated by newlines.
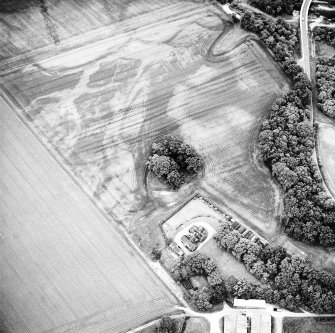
[169, 241, 184, 257]
[188, 225, 207, 243]
[180, 225, 208, 251]
[234, 299, 266, 309]
[181, 235, 197, 252]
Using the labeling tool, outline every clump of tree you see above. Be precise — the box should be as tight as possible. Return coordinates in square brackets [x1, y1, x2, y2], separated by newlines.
[147, 136, 204, 189]
[170, 253, 226, 311]
[249, 0, 302, 16]
[156, 315, 177, 333]
[316, 56, 335, 118]
[259, 92, 335, 245]
[242, 11, 335, 246]
[241, 12, 298, 62]
[214, 221, 335, 313]
[313, 26, 335, 47]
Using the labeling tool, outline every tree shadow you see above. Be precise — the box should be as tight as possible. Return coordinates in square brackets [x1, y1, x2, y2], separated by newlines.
[0, 0, 39, 13]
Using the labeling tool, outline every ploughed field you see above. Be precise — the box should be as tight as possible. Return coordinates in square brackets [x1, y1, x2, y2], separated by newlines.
[0, 97, 177, 333]
[0, 1, 289, 239]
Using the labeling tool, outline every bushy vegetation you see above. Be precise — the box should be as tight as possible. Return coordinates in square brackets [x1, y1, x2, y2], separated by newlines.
[214, 221, 335, 313]
[249, 0, 302, 16]
[156, 315, 177, 333]
[241, 12, 298, 62]
[170, 253, 226, 311]
[316, 56, 335, 118]
[313, 26, 335, 47]
[242, 12, 335, 246]
[147, 136, 204, 189]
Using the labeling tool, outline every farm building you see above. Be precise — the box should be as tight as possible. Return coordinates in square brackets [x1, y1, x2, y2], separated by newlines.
[181, 235, 197, 251]
[223, 310, 271, 333]
[234, 299, 266, 309]
[169, 241, 184, 257]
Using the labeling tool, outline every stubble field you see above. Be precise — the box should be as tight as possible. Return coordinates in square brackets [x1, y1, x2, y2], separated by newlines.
[0, 97, 177, 332]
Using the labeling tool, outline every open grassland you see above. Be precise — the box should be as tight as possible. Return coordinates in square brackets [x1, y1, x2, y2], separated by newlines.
[318, 123, 335, 197]
[0, 1, 289, 251]
[199, 239, 260, 284]
[283, 317, 335, 333]
[183, 317, 210, 333]
[0, 97, 177, 333]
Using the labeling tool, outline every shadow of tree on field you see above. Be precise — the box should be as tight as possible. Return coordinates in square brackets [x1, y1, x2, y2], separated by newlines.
[0, 0, 38, 13]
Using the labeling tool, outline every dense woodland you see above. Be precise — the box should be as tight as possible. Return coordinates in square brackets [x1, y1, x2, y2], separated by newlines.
[214, 221, 335, 313]
[249, 0, 303, 16]
[170, 253, 227, 311]
[242, 12, 335, 246]
[313, 26, 335, 47]
[316, 56, 335, 118]
[147, 136, 204, 189]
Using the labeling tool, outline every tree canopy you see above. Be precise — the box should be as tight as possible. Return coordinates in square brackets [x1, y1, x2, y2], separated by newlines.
[215, 221, 335, 313]
[242, 11, 335, 246]
[170, 253, 226, 311]
[315, 56, 335, 119]
[147, 136, 203, 189]
[249, 0, 303, 16]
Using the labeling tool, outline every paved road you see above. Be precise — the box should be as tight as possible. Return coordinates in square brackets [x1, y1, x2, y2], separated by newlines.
[300, 0, 313, 79]
[299, 0, 335, 201]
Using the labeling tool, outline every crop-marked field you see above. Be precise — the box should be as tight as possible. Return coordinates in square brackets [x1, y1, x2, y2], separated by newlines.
[318, 123, 335, 197]
[0, 0, 191, 68]
[0, 1, 288, 248]
[0, 97, 177, 332]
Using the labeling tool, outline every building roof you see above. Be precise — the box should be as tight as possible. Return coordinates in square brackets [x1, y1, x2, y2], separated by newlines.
[223, 311, 271, 333]
[169, 242, 184, 256]
[181, 235, 197, 251]
[234, 299, 266, 309]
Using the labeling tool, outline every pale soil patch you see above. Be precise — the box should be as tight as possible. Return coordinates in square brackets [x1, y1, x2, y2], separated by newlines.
[0, 97, 177, 333]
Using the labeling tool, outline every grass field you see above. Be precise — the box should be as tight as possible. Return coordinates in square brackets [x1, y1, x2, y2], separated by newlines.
[183, 317, 210, 333]
[0, 1, 288, 249]
[0, 97, 177, 333]
[318, 123, 335, 197]
[199, 239, 260, 284]
[282, 317, 335, 333]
